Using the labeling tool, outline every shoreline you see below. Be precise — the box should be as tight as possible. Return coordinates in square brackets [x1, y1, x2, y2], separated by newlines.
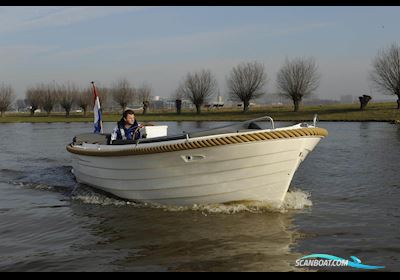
[0, 119, 398, 124]
[0, 102, 399, 124]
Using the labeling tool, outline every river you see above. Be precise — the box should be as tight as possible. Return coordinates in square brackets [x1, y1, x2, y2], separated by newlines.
[0, 121, 399, 271]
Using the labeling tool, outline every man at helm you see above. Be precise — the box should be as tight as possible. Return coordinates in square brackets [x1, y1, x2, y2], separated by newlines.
[110, 109, 144, 142]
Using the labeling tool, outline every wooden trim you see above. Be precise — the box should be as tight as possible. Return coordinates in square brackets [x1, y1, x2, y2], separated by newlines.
[66, 127, 328, 157]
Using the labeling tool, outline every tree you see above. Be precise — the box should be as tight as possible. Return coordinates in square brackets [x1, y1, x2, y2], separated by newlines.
[0, 83, 15, 117]
[175, 89, 183, 115]
[227, 61, 267, 112]
[171, 88, 184, 114]
[77, 84, 109, 116]
[15, 99, 26, 112]
[97, 86, 109, 112]
[175, 99, 182, 114]
[58, 82, 78, 117]
[76, 87, 93, 117]
[359, 95, 372, 110]
[178, 69, 217, 114]
[41, 83, 59, 116]
[276, 57, 321, 112]
[111, 78, 135, 112]
[370, 43, 400, 109]
[26, 86, 44, 116]
[137, 83, 152, 115]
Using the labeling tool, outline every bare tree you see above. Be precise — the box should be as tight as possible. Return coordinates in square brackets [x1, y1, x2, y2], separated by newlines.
[370, 43, 400, 109]
[137, 83, 152, 115]
[16, 99, 27, 112]
[178, 69, 217, 114]
[0, 83, 15, 117]
[78, 84, 110, 115]
[172, 88, 184, 114]
[97, 86, 109, 112]
[227, 61, 267, 112]
[76, 87, 93, 117]
[276, 57, 321, 112]
[359, 95, 372, 110]
[26, 86, 44, 116]
[41, 83, 59, 116]
[58, 82, 78, 117]
[111, 78, 135, 112]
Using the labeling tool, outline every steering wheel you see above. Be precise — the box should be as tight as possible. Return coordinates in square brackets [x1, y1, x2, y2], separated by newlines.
[133, 125, 146, 139]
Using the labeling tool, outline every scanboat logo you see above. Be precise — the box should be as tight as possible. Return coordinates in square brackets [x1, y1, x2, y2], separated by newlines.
[295, 254, 385, 270]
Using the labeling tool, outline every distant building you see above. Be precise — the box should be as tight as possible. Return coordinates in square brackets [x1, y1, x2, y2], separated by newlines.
[150, 100, 165, 110]
[208, 95, 224, 108]
[303, 98, 340, 105]
[148, 97, 194, 111]
[340, 95, 355, 104]
[265, 93, 292, 105]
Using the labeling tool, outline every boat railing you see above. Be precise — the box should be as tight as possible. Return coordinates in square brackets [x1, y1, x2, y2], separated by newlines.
[247, 115, 275, 130]
[313, 114, 319, 127]
[121, 115, 276, 145]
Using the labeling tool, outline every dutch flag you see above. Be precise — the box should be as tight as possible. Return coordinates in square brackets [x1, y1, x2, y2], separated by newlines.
[92, 81, 103, 134]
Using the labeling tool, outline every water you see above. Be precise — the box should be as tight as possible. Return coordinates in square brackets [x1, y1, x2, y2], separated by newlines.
[0, 121, 399, 271]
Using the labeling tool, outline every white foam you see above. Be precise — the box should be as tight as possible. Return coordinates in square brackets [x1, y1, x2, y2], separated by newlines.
[70, 186, 312, 214]
[9, 180, 71, 192]
[281, 188, 313, 210]
[9, 181, 54, 190]
[70, 186, 133, 206]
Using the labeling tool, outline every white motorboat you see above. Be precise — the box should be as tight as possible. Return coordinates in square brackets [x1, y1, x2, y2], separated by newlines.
[66, 116, 328, 207]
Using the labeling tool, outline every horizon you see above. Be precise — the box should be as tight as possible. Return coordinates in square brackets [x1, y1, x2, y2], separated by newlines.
[1, 6, 399, 102]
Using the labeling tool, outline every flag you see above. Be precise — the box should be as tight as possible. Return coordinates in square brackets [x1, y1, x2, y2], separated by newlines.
[92, 81, 103, 134]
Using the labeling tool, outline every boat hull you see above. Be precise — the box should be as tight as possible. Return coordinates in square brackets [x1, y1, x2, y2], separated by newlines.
[70, 136, 322, 207]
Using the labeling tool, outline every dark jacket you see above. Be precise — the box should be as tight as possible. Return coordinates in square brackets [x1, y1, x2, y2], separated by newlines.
[111, 118, 141, 141]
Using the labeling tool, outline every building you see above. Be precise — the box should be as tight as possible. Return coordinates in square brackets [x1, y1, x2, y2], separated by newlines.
[340, 95, 355, 104]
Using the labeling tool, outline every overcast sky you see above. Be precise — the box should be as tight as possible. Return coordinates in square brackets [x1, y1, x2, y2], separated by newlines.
[0, 6, 399, 101]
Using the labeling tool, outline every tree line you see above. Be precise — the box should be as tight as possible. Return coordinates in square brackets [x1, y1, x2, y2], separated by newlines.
[1, 42, 400, 117]
[173, 58, 318, 114]
[0, 79, 153, 117]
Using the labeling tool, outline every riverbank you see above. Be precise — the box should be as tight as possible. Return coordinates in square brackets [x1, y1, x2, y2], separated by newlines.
[1, 102, 399, 123]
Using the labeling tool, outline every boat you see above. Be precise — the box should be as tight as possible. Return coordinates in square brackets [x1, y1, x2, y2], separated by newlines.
[66, 115, 328, 207]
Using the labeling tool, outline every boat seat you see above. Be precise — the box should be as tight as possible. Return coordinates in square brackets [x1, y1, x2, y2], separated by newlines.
[73, 133, 111, 145]
[73, 122, 265, 146]
[247, 122, 263, 129]
[111, 134, 187, 145]
[110, 123, 261, 145]
[188, 121, 263, 138]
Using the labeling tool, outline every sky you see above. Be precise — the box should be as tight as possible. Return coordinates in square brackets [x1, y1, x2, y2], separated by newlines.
[0, 6, 399, 102]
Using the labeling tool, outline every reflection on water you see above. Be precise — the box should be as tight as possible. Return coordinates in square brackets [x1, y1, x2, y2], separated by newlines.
[0, 121, 309, 272]
[291, 122, 400, 271]
[67, 203, 304, 272]
[0, 180, 309, 272]
[359, 122, 370, 139]
[396, 124, 400, 141]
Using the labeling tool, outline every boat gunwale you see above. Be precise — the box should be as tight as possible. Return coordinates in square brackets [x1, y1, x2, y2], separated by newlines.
[66, 126, 328, 157]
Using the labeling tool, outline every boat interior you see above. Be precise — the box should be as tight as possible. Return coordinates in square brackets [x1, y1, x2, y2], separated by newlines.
[72, 119, 270, 146]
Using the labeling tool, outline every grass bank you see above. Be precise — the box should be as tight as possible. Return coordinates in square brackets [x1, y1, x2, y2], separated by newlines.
[1, 102, 399, 123]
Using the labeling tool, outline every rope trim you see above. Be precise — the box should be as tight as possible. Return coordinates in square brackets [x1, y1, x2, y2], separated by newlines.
[66, 127, 328, 157]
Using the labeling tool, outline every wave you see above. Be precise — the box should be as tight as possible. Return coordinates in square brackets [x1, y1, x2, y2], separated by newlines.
[8, 180, 73, 194]
[70, 185, 312, 214]
[0, 168, 24, 181]
[281, 188, 313, 210]
[6, 165, 76, 191]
